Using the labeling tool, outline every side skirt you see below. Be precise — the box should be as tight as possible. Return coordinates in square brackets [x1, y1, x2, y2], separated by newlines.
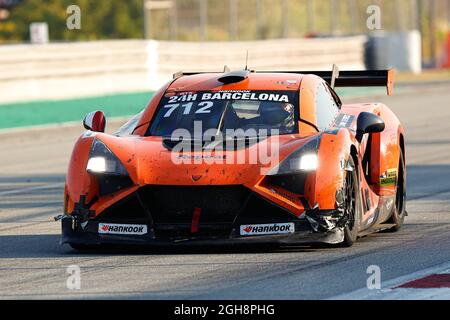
[357, 195, 396, 236]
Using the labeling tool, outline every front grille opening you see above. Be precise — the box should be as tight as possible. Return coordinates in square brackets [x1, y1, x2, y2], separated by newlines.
[97, 175, 133, 196]
[139, 185, 251, 239]
[95, 193, 149, 221]
[236, 193, 299, 224]
[264, 172, 308, 195]
[139, 185, 251, 224]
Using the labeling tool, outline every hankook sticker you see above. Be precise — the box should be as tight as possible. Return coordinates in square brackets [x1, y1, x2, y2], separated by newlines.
[98, 223, 148, 235]
[240, 222, 295, 236]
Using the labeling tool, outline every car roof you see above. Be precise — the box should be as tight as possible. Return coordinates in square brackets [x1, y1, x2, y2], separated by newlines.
[168, 72, 305, 92]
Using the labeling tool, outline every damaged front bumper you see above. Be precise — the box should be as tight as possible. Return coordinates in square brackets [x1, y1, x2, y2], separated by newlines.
[60, 208, 347, 247]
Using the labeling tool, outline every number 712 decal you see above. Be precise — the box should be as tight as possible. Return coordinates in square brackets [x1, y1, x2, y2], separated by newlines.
[163, 101, 214, 118]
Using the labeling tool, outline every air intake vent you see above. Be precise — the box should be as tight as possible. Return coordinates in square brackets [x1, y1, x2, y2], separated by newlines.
[218, 70, 250, 84]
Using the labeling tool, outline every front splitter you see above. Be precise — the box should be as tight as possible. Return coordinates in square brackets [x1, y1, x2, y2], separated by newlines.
[61, 217, 345, 247]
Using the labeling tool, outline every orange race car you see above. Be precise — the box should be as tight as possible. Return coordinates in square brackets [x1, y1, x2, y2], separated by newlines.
[58, 66, 406, 249]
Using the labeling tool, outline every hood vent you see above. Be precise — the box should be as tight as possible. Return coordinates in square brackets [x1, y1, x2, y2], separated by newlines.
[218, 70, 250, 84]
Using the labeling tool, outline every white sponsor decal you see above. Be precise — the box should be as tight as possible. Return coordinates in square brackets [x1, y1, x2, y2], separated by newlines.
[240, 222, 295, 236]
[167, 91, 290, 104]
[98, 223, 148, 235]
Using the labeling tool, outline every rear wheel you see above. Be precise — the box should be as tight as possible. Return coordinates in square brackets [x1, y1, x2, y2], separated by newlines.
[387, 149, 406, 231]
[341, 157, 361, 247]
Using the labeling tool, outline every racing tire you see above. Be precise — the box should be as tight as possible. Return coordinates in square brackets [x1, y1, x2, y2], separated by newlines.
[387, 149, 406, 232]
[341, 156, 361, 247]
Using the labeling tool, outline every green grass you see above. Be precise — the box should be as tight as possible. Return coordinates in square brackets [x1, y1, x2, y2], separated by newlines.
[0, 91, 154, 130]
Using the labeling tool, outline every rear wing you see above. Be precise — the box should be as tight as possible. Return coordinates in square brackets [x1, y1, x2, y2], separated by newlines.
[257, 69, 395, 96]
[173, 68, 395, 96]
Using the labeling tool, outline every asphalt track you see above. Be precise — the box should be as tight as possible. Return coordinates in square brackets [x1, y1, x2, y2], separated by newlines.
[1, 83, 450, 299]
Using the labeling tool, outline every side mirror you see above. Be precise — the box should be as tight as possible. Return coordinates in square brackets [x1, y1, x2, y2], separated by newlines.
[83, 111, 106, 133]
[356, 112, 385, 142]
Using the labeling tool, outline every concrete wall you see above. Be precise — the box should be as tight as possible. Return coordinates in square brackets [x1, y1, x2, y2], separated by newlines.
[0, 36, 367, 104]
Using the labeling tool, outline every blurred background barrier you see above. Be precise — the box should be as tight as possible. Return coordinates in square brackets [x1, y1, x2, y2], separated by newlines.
[0, 36, 367, 103]
[0, 40, 150, 103]
[366, 31, 422, 73]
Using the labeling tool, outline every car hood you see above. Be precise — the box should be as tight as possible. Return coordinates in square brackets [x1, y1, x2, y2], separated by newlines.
[96, 133, 319, 187]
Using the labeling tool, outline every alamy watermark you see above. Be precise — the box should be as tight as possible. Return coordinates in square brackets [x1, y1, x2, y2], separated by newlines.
[366, 265, 381, 290]
[66, 265, 81, 290]
[366, 5, 382, 30]
[66, 5, 81, 30]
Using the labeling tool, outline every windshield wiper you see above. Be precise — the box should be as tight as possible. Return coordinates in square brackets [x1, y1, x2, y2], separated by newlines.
[215, 101, 231, 136]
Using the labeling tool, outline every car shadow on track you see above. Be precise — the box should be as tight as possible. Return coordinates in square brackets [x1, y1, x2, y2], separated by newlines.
[0, 234, 64, 258]
[0, 220, 437, 259]
[0, 221, 433, 259]
[66, 243, 336, 256]
[0, 233, 338, 259]
[67, 239, 338, 256]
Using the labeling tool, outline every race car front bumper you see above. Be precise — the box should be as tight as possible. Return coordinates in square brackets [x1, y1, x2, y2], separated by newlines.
[60, 211, 346, 247]
[61, 186, 348, 247]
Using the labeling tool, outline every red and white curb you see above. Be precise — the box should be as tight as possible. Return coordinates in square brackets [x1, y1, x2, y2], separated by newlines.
[330, 262, 450, 300]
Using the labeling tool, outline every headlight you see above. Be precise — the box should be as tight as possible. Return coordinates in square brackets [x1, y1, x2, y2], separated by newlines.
[299, 154, 318, 171]
[86, 157, 106, 173]
[267, 136, 320, 175]
[86, 139, 129, 176]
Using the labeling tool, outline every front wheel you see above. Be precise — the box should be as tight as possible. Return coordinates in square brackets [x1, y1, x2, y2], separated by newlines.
[341, 157, 361, 247]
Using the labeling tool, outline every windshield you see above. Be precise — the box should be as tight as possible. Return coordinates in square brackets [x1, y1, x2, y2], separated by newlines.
[147, 90, 299, 137]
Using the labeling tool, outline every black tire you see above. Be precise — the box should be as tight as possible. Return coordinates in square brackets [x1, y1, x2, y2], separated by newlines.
[341, 157, 361, 247]
[387, 149, 406, 232]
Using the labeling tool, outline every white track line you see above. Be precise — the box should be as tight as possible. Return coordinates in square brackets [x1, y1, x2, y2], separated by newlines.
[0, 183, 64, 196]
[329, 261, 450, 300]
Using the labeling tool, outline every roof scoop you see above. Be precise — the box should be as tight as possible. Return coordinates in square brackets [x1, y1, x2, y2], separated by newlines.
[218, 70, 250, 84]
